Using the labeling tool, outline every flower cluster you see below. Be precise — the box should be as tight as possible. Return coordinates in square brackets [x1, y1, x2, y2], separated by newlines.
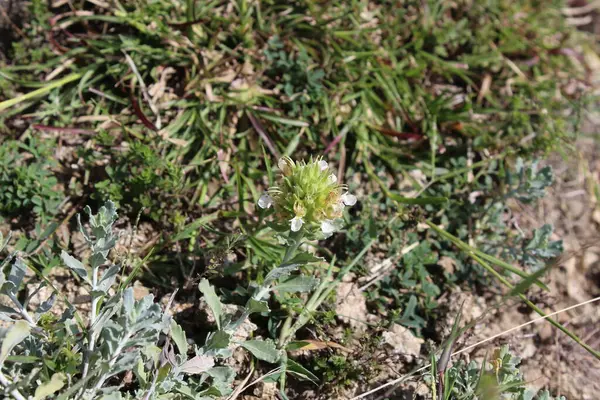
[258, 156, 357, 236]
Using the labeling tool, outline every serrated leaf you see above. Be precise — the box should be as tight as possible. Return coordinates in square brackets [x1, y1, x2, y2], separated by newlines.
[180, 354, 215, 374]
[0, 320, 30, 366]
[199, 279, 223, 329]
[34, 372, 66, 399]
[60, 251, 88, 282]
[239, 339, 280, 363]
[170, 320, 188, 355]
[272, 276, 319, 293]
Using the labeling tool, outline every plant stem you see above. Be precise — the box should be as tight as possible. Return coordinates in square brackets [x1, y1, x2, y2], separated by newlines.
[275, 229, 305, 393]
[81, 266, 100, 381]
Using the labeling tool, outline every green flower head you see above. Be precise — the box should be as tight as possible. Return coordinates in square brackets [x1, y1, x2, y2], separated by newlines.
[258, 156, 357, 236]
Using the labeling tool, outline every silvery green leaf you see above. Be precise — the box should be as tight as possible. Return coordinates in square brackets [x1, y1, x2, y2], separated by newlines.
[97, 264, 120, 293]
[90, 252, 107, 269]
[198, 279, 222, 329]
[180, 354, 215, 375]
[35, 293, 56, 315]
[264, 252, 322, 286]
[0, 231, 6, 253]
[33, 372, 66, 400]
[204, 330, 230, 352]
[4, 257, 27, 296]
[205, 366, 235, 396]
[173, 383, 214, 400]
[246, 299, 270, 314]
[272, 276, 319, 293]
[0, 320, 30, 366]
[60, 251, 89, 282]
[133, 358, 147, 387]
[170, 320, 187, 355]
[239, 339, 280, 363]
[111, 349, 140, 377]
[123, 287, 135, 318]
[91, 295, 122, 338]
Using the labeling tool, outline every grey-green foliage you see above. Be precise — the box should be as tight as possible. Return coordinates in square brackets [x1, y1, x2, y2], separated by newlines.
[440, 345, 565, 400]
[0, 201, 321, 399]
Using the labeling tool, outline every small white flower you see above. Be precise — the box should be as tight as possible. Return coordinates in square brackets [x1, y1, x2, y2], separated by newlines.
[290, 216, 304, 232]
[321, 220, 336, 235]
[258, 193, 273, 209]
[318, 160, 329, 171]
[328, 174, 337, 184]
[341, 192, 357, 206]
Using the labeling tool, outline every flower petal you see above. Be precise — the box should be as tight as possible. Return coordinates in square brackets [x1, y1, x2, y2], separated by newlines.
[328, 174, 337, 184]
[321, 220, 336, 235]
[342, 192, 357, 206]
[290, 216, 304, 232]
[318, 160, 329, 171]
[258, 194, 273, 209]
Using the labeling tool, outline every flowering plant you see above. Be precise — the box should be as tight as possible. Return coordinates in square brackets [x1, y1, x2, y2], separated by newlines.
[258, 156, 357, 236]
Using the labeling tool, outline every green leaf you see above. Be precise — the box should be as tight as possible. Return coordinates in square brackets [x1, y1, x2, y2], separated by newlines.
[0, 320, 31, 366]
[170, 320, 188, 355]
[205, 366, 235, 396]
[264, 253, 322, 286]
[508, 263, 552, 297]
[286, 358, 319, 383]
[34, 372, 66, 400]
[172, 212, 219, 242]
[97, 264, 119, 293]
[258, 112, 309, 127]
[204, 330, 231, 352]
[3, 257, 27, 296]
[60, 251, 89, 282]
[199, 278, 223, 329]
[247, 299, 270, 314]
[272, 276, 319, 293]
[239, 339, 280, 363]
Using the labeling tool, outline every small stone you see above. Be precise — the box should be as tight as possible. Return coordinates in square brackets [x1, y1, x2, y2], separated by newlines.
[438, 256, 457, 275]
[382, 324, 424, 361]
[335, 281, 368, 333]
[133, 281, 150, 300]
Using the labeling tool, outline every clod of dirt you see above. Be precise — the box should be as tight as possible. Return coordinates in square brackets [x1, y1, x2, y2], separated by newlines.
[248, 381, 277, 400]
[436, 288, 486, 338]
[381, 323, 424, 362]
[335, 276, 368, 333]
